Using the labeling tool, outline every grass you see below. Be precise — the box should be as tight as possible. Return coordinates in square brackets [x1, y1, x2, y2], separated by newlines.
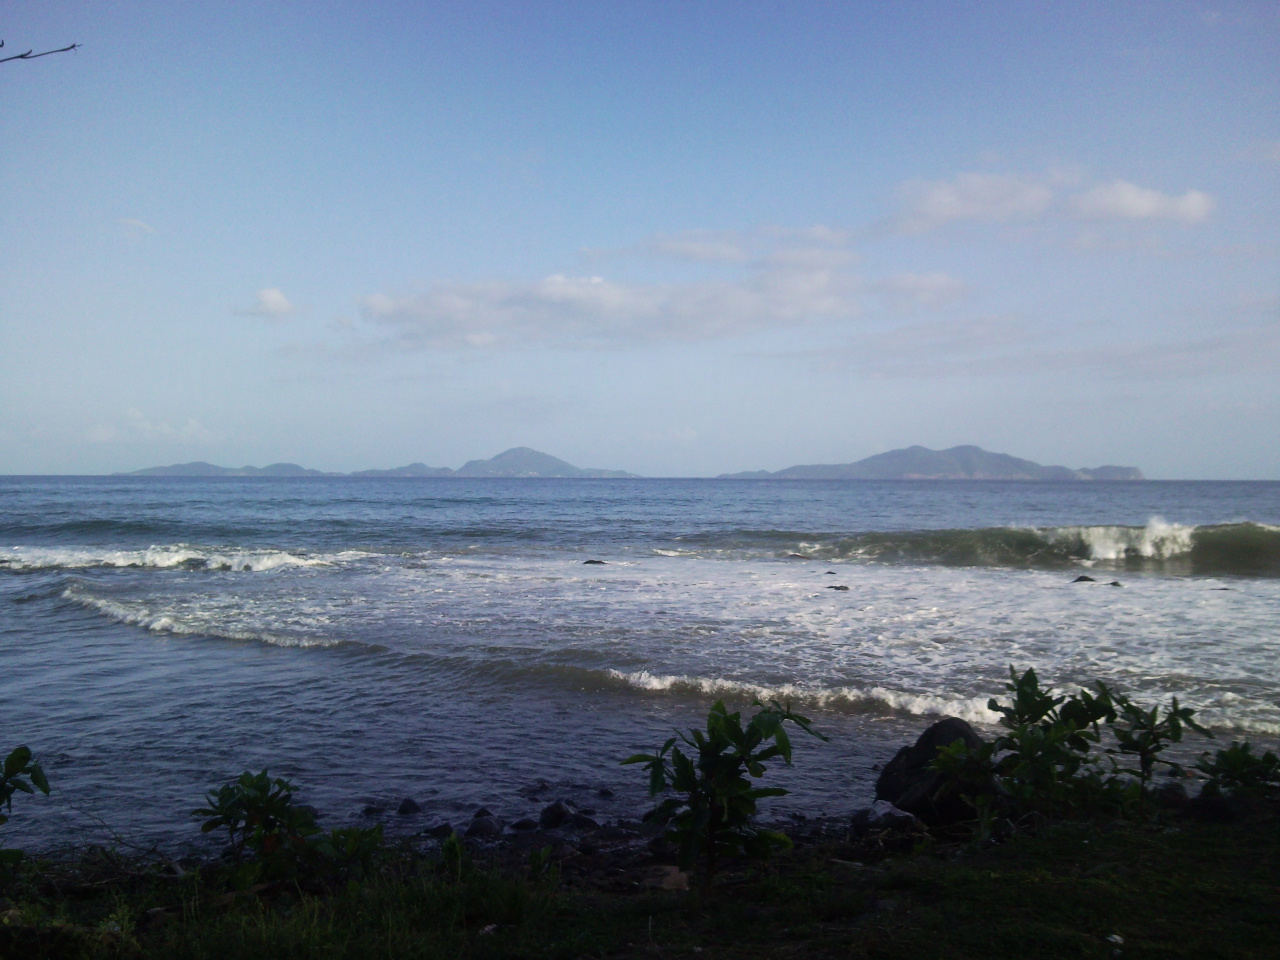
[2, 797, 1278, 959]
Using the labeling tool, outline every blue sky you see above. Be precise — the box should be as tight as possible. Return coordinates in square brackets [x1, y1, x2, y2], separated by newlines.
[2, 1, 1277, 477]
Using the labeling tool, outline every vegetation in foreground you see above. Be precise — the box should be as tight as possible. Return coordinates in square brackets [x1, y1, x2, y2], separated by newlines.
[2, 671, 1278, 959]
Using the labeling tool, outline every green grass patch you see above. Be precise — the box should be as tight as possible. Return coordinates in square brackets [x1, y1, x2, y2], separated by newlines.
[2, 798, 1277, 959]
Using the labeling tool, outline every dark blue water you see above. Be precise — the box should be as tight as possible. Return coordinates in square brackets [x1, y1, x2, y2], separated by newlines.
[2, 478, 1277, 852]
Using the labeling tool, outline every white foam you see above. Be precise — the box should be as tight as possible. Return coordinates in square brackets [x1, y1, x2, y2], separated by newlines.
[63, 585, 341, 648]
[1, 544, 350, 572]
[1047, 517, 1197, 562]
[606, 669, 1000, 725]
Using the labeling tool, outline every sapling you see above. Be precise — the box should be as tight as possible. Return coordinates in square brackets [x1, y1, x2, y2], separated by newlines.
[624, 699, 826, 890]
[0, 745, 50, 867]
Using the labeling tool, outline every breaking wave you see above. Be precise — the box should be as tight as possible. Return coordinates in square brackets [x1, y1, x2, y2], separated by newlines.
[605, 669, 1001, 725]
[0, 544, 355, 573]
[667, 519, 1280, 576]
[61, 582, 345, 648]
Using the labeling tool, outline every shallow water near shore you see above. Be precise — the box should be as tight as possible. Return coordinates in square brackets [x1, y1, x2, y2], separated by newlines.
[2, 476, 1278, 852]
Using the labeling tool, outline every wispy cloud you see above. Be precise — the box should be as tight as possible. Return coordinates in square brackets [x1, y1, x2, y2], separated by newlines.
[1070, 181, 1215, 223]
[364, 228, 874, 350]
[118, 218, 157, 239]
[896, 173, 1055, 233]
[362, 268, 862, 349]
[816, 317, 1279, 381]
[237, 288, 296, 319]
[894, 171, 1217, 233]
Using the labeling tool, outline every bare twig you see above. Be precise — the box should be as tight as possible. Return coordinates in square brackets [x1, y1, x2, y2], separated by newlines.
[0, 40, 82, 64]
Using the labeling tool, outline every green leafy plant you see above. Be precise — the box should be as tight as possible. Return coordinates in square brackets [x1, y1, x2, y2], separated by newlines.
[0, 745, 50, 867]
[310, 824, 385, 881]
[624, 699, 827, 889]
[1196, 741, 1280, 798]
[933, 668, 1216, 836]
[980, 668, 1118, 819]
[193, 770, 319, 877]
[1104, 685, 1210, 790]
[439, 831, 468, 883]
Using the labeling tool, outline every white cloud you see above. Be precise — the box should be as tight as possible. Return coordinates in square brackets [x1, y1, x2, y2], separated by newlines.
[362, 263, 863, 350]
[896, 173, 1054, 233]
[238, 287, 296, 319]
[1070, 181, 1216, 223]
[894, 170, 1216, 232]
[365, 227, 873, 350]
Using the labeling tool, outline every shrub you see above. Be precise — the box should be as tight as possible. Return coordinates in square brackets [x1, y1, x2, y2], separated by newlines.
[0, 745, 50, 868]
[1197, 741, 1280, 798]
[932, 667, 1213, 832]
[624, 699, 826, 889]
[1103, 685, 1210, 790]
[193, 770, 319, 878]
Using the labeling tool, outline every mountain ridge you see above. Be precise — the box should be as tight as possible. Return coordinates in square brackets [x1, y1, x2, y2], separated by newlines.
[122, 448, 639, 479]
[717, 445, 1143, 481]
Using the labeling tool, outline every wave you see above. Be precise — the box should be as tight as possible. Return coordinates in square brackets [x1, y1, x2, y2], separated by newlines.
[663, 519, 1280, 576]
[602, 670, 1280, 736]
[62, 583, 345, 648]
[605, 669, 1001, 725]
[0, 544, 344, 573]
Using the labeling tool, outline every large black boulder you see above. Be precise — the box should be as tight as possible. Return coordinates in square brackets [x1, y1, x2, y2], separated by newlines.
[875, 717, 991, 828]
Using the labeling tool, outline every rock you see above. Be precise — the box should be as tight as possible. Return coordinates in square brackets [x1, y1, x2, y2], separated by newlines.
[519, 778, 552, 799]
[1108, 581, 1123, 587]
[1152, 780, 1189, 810]
[510, 817, 539, 831]
[465, 815, 504, 838]
[583, 559, 607, 565]
[473, 806, 494, 819]
[849, 800, 922, 837]
[826, 571, 836, 574]
[1072, 575, 1097, 583]
[875, 717, 994, 828]
[361, 804, 384, 817]
[597, 787, 614, 799]
[540, 800, 575, 828]
[297, 804, 320, 821]
[397, 797, 421, 815]
[425, 822, 454, 838]
[566, 812, 601, 830]
[827, 585, 849, 591]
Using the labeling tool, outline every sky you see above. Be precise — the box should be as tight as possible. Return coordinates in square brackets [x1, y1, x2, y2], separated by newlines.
[2, 2, 1278, 478]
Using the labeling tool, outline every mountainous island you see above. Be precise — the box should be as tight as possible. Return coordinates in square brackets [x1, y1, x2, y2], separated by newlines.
[718, 445, 1143, 481]
[124, 445, 1142, 481]
[123, 447, 639, 479]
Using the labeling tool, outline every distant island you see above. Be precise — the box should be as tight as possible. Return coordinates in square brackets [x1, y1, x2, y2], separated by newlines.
[718, 445, 1143, 481]
[122, 447, 639, 479]
[123, 444, 1143, 481]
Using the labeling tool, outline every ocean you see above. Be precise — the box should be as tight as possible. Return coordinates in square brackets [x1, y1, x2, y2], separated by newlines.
[2, 476, 1278, 852]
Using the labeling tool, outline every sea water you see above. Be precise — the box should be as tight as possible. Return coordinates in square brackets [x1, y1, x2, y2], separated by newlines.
[2, 477, 1278, 851]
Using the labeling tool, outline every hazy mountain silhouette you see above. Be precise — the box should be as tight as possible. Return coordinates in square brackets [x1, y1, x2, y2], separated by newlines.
[718, 445, 1143, 481]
